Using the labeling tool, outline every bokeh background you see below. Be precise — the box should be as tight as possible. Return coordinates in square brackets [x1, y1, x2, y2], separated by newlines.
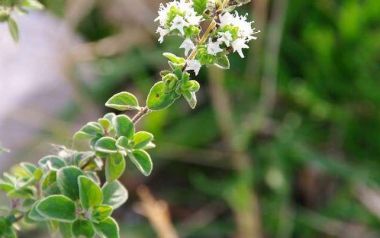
[1, 0, 380, 237]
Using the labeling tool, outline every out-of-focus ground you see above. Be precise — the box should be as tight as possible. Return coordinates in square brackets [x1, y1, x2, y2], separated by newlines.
[1, 0, 380, 237]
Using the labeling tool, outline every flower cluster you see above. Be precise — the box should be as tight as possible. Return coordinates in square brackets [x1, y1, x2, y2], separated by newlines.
[155, 0, 258, 77]
[216, 11, 259, 58]
[155, 0, 203, 43]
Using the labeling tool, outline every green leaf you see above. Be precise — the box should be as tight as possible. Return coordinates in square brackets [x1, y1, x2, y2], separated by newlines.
[8, 187, 35, 199]
[214, 54, 230, 69]
[183, 91, 197, 109]
[91, 205, 113, 223]
[28, 201, 47, 222]
[105, 153, 126, 182]
[82, 157, 104, 172]
[22, 198, 35, 210]
[0, 180, 14, 193]
[102, 181, 128, 209]
[41, 171, 60, 196]
[0, 12, 9, 23]
[0, 216, 16, 238]
[73, 219, 95, 238]
[163, 52, 186, 65]
[163, 73, 179, 91]
[112, 115, 134, 139]
[47, 220, 59, 233]
[7, 18, 19, 42]
[133, 131, 154, 149]
[94, 217, 120, 238]
[105, 92, 140, 111]
[37, 195, 76, 222]
[59, 222, 73, 238]
[99, 113, 116, 132]
[115, 136, 130, 150]
[181, 80, 200, 93]
[74, 122, 104, 140]
[22, 0, 44, 10]
[129, 150, 153, 176]
[33, 168, 43, 180]
[85, 171, 101, 185]
[57, 166, 84, 200]
[94, 137, 118, 154]
[38, 155, 66, 170]
[147, 81, 177, 110]
[193, 0, 208, 15]
[78, 176, 103, 210]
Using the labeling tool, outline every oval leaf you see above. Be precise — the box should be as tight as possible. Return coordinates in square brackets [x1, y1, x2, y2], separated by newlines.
[78, 176, 103, 210]
[59, 222, 73, 238]
[182, 91, 197, 109]
[105, 92, 140, 111]
[214, 54, 230, 69]
[73, 219, 95, 238]
[146, 82, 177, 111]
[74, 122, 104, 140]
[105, 153, 126, 182]
[38, 155, 66, 170]
[28, 201, 47, 222]
[41, 171, 60, 196]
[91, 205, 113, 223]
[102, 181, 128, 209]
[193, 0, 208, 15]
[37, 195, 76, 222]
[129, 150, 153, 176]
[57, 166, 84, 200]
[133, 131, 154, 149]
[94, 217, 120, 238]
[7, 18, 19, 42]
[94, 137, 118, 154]
[115, 136, 130, 150]
[112, 115, 134, 139]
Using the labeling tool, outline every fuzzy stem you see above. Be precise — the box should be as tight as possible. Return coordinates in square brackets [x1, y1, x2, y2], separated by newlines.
[132, 106, 150, 124]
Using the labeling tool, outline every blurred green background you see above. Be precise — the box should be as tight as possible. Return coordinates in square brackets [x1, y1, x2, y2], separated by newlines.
[1, 0, 380, 237]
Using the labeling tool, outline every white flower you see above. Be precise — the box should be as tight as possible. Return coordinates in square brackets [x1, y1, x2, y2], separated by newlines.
[218, 11, 259, 57]
[180, 38, 195, 56]
[207, 39, 223, 55]
[157, 27, 170, 43]
[170, 15, 187, 35]
[186, 59, 202, 75]
[232, 38, 249, 58]
[155, 0, 203, 42]
[219, 12, 235, 27]
[186, 14, 202, 26]
[219, 12, 257, 41]
[217, 31, 233, 47]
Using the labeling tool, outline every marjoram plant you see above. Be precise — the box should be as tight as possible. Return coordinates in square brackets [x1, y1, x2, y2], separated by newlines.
[0, 0, 258, 237]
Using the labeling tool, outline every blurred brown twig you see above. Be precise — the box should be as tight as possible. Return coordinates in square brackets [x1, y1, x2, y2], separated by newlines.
[135, 186, 179, 238]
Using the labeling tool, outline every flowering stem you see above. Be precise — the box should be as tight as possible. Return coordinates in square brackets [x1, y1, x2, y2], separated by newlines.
[186, 0, 229, 62]
[131, 2, 229, 126]
[187, 20, 217, 61]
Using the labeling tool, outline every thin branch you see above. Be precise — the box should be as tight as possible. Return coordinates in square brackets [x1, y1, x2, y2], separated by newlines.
[135, 186, 179, 238]
[132, 107, 150, 124]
